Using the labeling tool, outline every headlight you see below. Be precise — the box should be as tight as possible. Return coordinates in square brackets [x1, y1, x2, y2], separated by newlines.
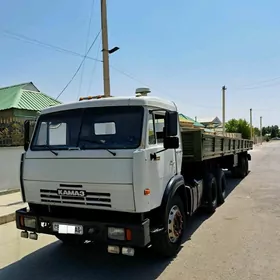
[108, 227, 125, 240]
[24, 217, 36, 229]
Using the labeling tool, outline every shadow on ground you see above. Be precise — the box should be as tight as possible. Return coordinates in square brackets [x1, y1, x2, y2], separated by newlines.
[224, 171, 246, 198]
[0, 174, 244, 280]
[182, 171, 243, 244]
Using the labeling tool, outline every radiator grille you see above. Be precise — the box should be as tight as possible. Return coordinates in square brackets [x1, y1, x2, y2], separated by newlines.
[40, 189, 111, 208]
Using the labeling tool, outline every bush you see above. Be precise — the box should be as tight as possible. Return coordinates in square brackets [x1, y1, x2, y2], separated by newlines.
[0, 120, 24, 146]
[226, 119, 251, 139]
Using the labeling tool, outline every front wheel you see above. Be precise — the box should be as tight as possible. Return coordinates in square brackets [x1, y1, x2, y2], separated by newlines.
[152, 195, 186, 258]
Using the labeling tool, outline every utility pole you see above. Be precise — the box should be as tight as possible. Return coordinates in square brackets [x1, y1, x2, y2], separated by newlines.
[250, 108, 253, 140]
[222, 86, 226, 136]
[260, 116, 263, 145]
[101, 0, 111, 97]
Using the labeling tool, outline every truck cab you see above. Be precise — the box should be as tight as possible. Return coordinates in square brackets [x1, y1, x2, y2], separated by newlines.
[21, 91, 181, 213]
[17, 90, 187, 256]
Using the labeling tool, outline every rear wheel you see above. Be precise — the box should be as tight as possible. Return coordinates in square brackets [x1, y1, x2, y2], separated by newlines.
[215, 169, 227, 205]
[152, 195, 186, 258]
[203, 173, 218, 214]
[231, 155, 248, 178]
[244, 157, 249, 174]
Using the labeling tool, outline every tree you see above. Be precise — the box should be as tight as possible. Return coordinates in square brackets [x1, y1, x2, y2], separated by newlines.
[225, 118, 251, 139]
[271, 125, 279, 138]
[262, 127, 267, 136]
[254, 127, 260, 137]
[262, 125, 279, 137]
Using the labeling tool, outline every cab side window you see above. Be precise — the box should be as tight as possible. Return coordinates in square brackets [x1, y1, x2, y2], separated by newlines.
[154, 113, 165, 143]
[148, 112, 165, 145]
[148, 113, 156, 144]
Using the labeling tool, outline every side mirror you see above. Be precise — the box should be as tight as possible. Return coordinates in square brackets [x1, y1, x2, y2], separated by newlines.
[24, 120, 30, 152]
[165, 111, 178, 137]
[164, 136, 179, 149]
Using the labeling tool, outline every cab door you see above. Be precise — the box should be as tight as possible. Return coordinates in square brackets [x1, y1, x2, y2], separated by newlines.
[143, 110, 177, 208]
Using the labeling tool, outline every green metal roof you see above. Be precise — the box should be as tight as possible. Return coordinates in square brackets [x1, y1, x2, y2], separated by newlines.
[0, 83, 61, 111]
[179, 113, 205, 127]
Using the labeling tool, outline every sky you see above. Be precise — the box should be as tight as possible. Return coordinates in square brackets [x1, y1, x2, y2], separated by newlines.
[1, 0, 280, 127]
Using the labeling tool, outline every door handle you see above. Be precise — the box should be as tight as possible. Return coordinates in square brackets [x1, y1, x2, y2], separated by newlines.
[170, 161, 175, 165]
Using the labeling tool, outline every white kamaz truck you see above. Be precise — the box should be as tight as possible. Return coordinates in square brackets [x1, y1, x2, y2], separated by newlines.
[16, 89, 253, 257]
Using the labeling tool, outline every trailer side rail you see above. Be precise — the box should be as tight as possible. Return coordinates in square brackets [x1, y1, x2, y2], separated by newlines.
[182, 130, 253, 162]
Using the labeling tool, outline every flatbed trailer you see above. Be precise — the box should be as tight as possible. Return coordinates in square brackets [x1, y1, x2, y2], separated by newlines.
[180, 129, 253, 182]
[181, 129, 253, 162]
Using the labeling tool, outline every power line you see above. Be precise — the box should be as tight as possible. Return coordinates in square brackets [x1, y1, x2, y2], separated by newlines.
[4, 29, 280, 94]
[78, 0, 96, 99]
[252, 108, 280, 112]
[236, 81, 280, 90]
[109, 65, 226, 109]
[109, 64, 153, 88]
[56, 30, 101, 100]
[1, 29, 102, 63]
[109, 65, 227, 109]
[1, 29, 158, 94]
[1, 29, 156, 93]
[5, 29, 278, 110]
[234, 76, 280, 89]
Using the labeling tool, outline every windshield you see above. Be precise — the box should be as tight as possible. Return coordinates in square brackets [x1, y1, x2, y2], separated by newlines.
[31, 106, 144, 150]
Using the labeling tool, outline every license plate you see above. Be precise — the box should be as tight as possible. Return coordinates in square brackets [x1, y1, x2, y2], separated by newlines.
[52, 223, 83, 235]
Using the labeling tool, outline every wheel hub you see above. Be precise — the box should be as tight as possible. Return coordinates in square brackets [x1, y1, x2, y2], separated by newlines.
[168, 205, 183, 243]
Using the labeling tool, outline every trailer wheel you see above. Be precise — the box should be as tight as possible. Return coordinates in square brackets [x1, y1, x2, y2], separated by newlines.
[152, 195, 186, 258]
[244, 157, 249, 175]
[56, 234, 85, 246]
[232, 156, 248, 178]
[215, 169, 227, 205]
[204, 173, 218, 214]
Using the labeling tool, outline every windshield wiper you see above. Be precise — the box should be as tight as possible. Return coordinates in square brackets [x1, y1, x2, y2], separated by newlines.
[42, 144, 58, 156]
[78, 139, 116, 156]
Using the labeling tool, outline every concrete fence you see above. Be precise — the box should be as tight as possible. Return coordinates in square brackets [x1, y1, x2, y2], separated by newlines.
[253, 136, 265, 144]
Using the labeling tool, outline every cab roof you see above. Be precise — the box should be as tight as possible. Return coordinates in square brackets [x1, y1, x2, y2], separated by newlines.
[40, 96, 177, 115]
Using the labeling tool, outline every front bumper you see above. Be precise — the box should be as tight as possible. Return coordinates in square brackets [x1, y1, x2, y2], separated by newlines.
[16, 207, 151, 247]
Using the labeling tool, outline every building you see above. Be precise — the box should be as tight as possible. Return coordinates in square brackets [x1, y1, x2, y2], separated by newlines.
[179, 114, 205, 129]
[0, 82, 61, 120]
[197, 116, 222, 129]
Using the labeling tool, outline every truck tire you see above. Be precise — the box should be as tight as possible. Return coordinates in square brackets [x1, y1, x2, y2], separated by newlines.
[231, 156, 248, 178]
[215, 169, 227, 205]
[244, 157, 249, 175]
[152, 195, 186, 258]
[56, 234, 85, 246]
[203, 173, 218, 214]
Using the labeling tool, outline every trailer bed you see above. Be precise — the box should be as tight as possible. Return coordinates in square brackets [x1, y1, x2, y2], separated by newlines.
[181, 130, 253, 162]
